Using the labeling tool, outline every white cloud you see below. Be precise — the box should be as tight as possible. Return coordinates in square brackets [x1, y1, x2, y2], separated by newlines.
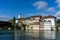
[33, 1, 48, 10]
[55, 0, 60, 7]
[26, 13, 47, 17]
[55, 11, 60, 17]
[37, 13, 47, 16]
[0, 15, 11, 21]
[57, 17, 60, 19]
[0, 15, 9, 18]
[47, 7, 56, 13]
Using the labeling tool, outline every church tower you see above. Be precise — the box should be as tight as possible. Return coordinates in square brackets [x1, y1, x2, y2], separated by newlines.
[16, 12, 22, 23]
[18, 12, 22, 18]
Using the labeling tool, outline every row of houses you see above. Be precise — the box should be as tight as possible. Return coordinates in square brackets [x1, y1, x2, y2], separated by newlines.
[15, 14, 56, 30]
[0, 13, 56, 30]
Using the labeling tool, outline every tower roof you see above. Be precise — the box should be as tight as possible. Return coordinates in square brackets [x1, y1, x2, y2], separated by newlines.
[18, 12, 22, 18]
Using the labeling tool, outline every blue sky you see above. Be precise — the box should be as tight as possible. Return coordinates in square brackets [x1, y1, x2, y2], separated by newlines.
[0, 0, 60, 21]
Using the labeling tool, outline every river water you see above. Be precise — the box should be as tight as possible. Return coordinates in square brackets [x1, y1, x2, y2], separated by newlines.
[0, 30, 60, 40]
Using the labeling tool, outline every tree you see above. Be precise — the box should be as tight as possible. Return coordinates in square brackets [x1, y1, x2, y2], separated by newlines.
[11, 17, 16, 30]
[56, 19, 60, 30]
[57, 19, 60, 23]
[21, 22, 26, 30]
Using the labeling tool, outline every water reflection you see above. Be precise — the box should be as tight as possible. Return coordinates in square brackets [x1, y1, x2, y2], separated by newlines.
[0, 30, 58, 40]
[44, 30, 56, 39]
[15, 30, 56, 40]
[56, 31, 60, 40]
[0, 30, 14, 40]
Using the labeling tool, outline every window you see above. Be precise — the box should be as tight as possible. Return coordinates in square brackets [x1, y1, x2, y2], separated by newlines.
[31, 18, 35, 20]
[44, 20, 46, 22]
[47, 20, 51, 22]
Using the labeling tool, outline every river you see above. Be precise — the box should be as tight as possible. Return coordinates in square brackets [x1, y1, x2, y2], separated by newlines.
[0, 30, 60, 40]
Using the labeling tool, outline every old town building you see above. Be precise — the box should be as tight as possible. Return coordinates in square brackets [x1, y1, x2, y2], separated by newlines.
[16, 13, 56, 30]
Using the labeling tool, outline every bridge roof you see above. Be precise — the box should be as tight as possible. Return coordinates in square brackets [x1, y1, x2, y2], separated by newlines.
[0, 21, 12, 27]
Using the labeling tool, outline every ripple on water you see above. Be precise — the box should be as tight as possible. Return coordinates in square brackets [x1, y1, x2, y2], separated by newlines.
[0, 30, 60, 40]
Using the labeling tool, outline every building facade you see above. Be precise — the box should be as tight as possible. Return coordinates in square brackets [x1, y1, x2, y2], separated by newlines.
[16, 14, 56, 30]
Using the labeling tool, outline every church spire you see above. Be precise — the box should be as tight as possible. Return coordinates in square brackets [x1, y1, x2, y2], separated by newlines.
[18, 12, 22, 18]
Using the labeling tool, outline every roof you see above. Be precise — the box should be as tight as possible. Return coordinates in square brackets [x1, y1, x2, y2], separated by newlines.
[30, 15, 42, 18]
[41, 15, 56, 19]
[0, 21, 12, 27]
[9, 15, 56, 21]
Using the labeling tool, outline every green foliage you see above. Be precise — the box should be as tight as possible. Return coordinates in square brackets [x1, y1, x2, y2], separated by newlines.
[4, 27, 8, 30]
[57, 23, 60, 27]
[21, 22, 26, 30]
[56, 23, 60, 31]
[21, 22, 26, 27]
[57, 19, 60, 23]
[11, 17, 16, 29]
[56, 19, 60, 28]
[15, 24, 21, 30]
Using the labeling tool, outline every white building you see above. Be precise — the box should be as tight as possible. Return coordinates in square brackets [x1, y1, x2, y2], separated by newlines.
[16, 14, 56, 30]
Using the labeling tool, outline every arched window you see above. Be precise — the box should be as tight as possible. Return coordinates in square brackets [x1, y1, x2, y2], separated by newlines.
[44, 20, 46, 22]
[47, 20, 51, 22]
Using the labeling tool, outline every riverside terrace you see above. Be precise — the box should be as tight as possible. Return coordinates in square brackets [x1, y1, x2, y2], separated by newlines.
[0, 21, 12, 29]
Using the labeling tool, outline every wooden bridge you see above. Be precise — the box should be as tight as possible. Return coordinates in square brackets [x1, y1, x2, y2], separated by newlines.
[0, 21, 12, 28]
